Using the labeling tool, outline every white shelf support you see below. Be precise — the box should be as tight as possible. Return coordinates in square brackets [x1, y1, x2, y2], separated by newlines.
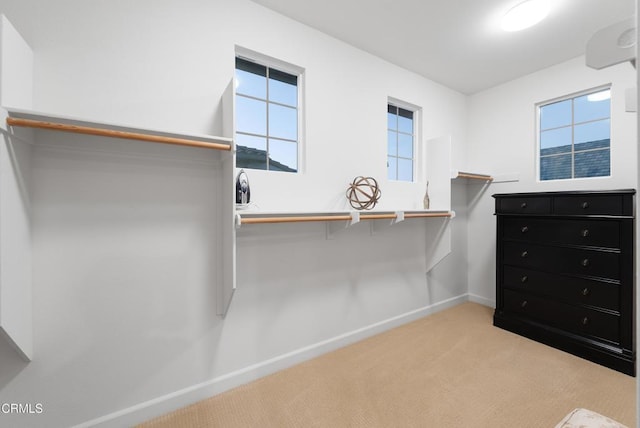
[350, 211, 361, 226]
[0, 14, 34, 361]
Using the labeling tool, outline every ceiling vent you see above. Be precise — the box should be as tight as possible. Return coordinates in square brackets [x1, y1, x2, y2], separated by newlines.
[586, 17, 636, 70]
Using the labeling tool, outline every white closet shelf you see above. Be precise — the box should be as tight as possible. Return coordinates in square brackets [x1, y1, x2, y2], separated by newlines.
[452, 170, 493, 181]
[235, 209, 454, 227]
[4, 107, 233, 151]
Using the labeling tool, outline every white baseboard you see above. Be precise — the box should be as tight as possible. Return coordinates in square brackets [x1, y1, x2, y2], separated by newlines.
[73, 294, 469, 428]
[468, 293, 495, 308]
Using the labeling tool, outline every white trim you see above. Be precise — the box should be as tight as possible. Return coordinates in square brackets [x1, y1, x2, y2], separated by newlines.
[72, 294, 470, 428]
[536, 84, 612, 108]
[468, 293, 495, 308]
[235, 45, 304, 77]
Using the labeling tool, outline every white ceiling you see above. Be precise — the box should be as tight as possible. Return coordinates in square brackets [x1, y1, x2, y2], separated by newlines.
[250, 0, 636, 94]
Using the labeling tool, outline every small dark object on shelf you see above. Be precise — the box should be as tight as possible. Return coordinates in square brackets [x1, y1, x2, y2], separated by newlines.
[235, 169, 250, 205]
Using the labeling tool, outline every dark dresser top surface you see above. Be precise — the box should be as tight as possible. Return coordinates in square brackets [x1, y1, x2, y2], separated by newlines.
[493, 189, 635, 198]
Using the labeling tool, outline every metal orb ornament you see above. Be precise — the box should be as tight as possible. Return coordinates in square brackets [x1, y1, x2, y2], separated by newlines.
[346, 176, 381, 210]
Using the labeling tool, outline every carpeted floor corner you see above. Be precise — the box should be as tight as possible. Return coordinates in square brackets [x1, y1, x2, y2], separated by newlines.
[138, 302, 636, 427]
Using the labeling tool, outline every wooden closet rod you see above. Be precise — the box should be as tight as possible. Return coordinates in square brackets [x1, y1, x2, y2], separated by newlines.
[403, 212, 453, 219]
[359, 213, 397, 220]
[240, 215, 353, 224]
[6, 117, 232, 151]
[456, 172, 493, 181]
[239, 211, 452, 225]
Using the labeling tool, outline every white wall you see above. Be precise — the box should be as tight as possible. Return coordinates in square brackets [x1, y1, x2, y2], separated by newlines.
[466, 56, 637, 305]
[0, 0, 469, 426]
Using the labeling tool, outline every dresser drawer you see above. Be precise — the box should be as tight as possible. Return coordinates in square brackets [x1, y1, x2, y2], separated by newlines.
[497, 197, 551, 214]
[503, 242, 620, 280]
[503, 289, 620, 344]
[553, 194, 625, 216]
[503, 266, 620, 311]
[502, 217, 621, 248]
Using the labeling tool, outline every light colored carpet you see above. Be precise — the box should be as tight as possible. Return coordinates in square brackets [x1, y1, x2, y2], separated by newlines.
[138, 302, 636, 427]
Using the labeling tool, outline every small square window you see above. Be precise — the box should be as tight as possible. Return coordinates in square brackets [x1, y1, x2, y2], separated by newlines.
[387, 103, 415, 182]
[235, 56, 300, 173]
[538, 87, 611, 181]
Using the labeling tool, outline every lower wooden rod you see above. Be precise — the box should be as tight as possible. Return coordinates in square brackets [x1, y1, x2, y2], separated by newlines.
[6, 117, 232, 151]
[240, 215, 353, 225]
[404, 212, 453, 219]
[359, 213, 397, 220]
[239, 212, 452, 225]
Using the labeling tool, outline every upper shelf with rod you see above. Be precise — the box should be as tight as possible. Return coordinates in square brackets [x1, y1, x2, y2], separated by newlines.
[4, 107, 233, 151]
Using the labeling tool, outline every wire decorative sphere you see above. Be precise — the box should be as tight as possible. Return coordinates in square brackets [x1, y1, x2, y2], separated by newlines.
[346, 176, 381, 210]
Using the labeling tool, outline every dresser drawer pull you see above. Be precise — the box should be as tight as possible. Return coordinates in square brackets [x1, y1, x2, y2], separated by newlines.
[521, 226, 529, 233]
[521, 251, 528, 258]
[521, 300, 528, 308]
[582, 317, 589, 326]
[581, 201, 590, 209]
[581, 229, 590, 237]
[581, 258, 590, 267]
[582, 287, 590, 296]
[521, 275, 528, 283]
[520, 202, 527, 209]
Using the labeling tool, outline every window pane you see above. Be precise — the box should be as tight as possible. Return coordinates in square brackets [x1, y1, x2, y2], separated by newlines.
[540, 127, 571, 151]
[574, 119, 610, 146]
[387, 131, 397, 156]
[387, 156, 397, 180]
[397, 158, 413, 181]
[575, 149, 610, 178]
[269, 77, 297, 107]
[398, 109, 413, 134]
[236, 134, 267, 170]
[268, 104, 297, 140]
[236, 133, 267, 151]
[540, 154, 571, 181]
[236, 57, 267, 76]
[388, 112, 397, 130]
[235, 59, 267, 99]
[575, 139, 610, 152]
[540, 99, 571, 130]
[398, 133, 413, 158]
[574, 90, 610, 124]
[236, 96, 266, 135]
[269, 139, 297, 172]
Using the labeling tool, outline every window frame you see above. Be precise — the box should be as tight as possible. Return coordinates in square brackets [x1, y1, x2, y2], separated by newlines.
[387, 98, 420, 182]
[536, 85, 612, 182]
[234, 47, 304, 173]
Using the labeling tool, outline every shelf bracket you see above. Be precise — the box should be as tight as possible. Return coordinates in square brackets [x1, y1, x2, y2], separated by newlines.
[326, 211, 360, 240]
[393, 211, 405, 225]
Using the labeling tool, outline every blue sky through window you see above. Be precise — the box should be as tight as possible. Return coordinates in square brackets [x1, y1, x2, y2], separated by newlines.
[235, 57, 299, 172]
[387, 104, 414, 182]
[539, 88, 610, 181]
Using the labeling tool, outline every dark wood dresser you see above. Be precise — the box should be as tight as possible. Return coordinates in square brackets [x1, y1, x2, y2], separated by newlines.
[493, 190, 635, 375]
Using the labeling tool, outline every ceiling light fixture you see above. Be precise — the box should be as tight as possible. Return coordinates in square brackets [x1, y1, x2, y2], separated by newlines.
[501, 0, 550, 32]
